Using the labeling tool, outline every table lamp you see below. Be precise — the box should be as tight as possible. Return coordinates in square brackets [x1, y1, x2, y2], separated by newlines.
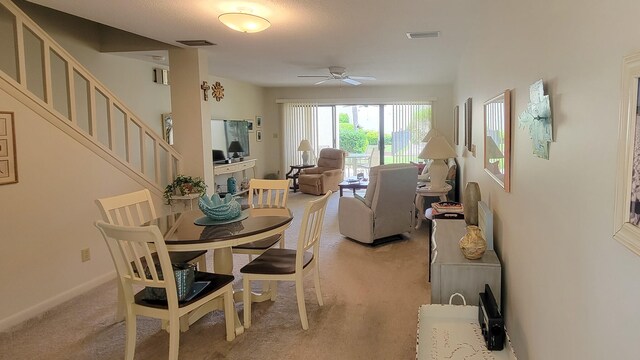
[298, 139, 313, 165]
[228, 140, 244, 159]
[418, 135, 456, 188]
[421, 128, 441, 143]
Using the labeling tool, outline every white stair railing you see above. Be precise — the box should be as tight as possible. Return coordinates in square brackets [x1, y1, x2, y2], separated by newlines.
[0, 0, 181, 193]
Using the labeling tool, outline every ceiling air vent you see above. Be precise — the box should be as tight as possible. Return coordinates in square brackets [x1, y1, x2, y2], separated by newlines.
[406, 31, 441, 39]
[176, 40, 216, 46]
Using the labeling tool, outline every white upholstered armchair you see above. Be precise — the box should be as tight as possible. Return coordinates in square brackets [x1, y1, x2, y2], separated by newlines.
[338, 164, 418, 244]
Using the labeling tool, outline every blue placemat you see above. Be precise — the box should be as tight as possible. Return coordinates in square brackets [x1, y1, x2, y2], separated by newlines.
[194, 209, 250, 226]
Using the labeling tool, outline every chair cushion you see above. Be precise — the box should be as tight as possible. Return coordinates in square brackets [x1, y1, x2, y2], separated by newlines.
[134, 271, 234, 308]
[240, 249, 313, 275]
[232, 234, 281, 250]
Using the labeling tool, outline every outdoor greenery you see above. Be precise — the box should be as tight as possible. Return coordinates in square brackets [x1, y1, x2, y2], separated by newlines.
[163, 175, 207, 204]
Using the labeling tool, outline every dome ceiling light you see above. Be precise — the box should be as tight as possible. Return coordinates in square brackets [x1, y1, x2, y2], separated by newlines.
[218, 12, 271, 33]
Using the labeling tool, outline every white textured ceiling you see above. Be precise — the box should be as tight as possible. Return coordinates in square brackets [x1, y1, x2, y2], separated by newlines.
[25, 0, 478, 87]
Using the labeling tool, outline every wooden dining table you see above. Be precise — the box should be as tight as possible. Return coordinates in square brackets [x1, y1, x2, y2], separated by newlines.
[153, 206, 293, 335]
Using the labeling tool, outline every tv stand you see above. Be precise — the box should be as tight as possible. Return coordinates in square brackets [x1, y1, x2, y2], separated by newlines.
[214, 158, 256, 194]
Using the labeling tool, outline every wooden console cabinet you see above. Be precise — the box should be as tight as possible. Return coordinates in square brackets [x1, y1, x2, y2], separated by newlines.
[430, 219, 502, 309]
[213, 158, 256, 194]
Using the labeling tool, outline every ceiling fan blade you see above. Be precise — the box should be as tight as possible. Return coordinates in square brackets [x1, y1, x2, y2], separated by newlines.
[298, 75, 330, 78]
[315, 79, 330, 85]
[349, 76, 376, 81]
[342, 78, 361, 86]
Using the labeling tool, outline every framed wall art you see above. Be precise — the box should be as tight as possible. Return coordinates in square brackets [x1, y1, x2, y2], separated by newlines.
[614, 52, 640, 256]
[256, 130, 263, 142]
[454, 105, 460, 146]
[484, 90, 511, 192]
[0, 112, 17, 185]
[255, 116, 263, 128]
[464, 98, 472, 151]
[161, 113, 173, 145]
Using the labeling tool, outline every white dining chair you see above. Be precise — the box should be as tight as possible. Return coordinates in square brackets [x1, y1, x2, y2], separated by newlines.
[95, 221, 235, 360]
[241, 191, 332, 330]
[232, 179, 290, 258]
[96, 189, 207, 321]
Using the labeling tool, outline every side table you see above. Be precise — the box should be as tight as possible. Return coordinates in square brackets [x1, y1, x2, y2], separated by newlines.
[285, 164, 315, 192]
[415, 182, 452, 229]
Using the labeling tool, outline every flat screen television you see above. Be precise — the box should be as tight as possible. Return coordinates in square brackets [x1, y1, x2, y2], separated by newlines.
[211, 119, 250, 160]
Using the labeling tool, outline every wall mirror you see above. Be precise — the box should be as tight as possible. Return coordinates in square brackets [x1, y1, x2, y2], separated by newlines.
[484, 90, 511, 192]
[211, 119, 250, 160]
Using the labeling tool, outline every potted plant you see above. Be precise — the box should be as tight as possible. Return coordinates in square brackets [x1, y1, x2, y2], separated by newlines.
[164, 175, 207, 205]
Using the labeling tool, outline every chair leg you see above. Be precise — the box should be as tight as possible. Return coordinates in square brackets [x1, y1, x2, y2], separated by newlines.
[124, 311, 136, 360]
[168, 314, 180, 360]
[270, 281, 278, 301]
[115, 283, 126, 322]
[223, 288, 235, 341]
[279, 232, 285, 249]
[295, 275, 309, 330]
[243, 277, 252, 328]
[313, 267, 324, 306]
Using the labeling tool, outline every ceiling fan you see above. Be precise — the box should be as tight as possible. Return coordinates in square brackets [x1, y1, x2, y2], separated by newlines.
[298, 66, 376, 85]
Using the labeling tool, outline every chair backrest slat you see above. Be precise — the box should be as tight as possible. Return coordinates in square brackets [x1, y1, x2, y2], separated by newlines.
[248, 179, 290, 208]
[96, 189, 157, 226]
[296, 191, 332, 269]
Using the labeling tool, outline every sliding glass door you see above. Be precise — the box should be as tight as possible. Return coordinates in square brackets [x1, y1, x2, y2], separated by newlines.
[283, 101, 432, 178]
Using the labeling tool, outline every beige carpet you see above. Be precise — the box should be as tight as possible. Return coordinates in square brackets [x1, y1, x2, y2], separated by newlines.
[0, 191, 431, 360]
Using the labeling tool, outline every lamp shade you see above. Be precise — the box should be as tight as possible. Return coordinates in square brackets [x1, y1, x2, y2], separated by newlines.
[297, 139, 313, 151]
[419, 136, 456, 160]
[218, 13, 271, 33]
[228, 140, 244, 158]
[421, 128, 441, 143]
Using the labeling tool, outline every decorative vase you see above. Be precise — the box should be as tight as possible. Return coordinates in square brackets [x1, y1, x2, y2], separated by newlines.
[227, 177, 237, 194]
[459, 225, 487, 260]
[463, 182, 481, 225]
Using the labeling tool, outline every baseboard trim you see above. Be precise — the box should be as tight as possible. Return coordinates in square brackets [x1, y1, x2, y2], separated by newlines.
[0, 271, 116, 332]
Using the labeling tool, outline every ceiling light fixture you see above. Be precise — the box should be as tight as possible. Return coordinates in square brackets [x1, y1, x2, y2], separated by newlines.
[218, 12, 271, 33]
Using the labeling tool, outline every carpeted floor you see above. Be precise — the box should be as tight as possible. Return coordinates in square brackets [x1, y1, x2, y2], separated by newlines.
[0, 191, 431, 360]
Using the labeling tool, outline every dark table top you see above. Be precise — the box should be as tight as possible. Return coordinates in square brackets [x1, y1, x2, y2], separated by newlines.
[154, 207, 293, 246]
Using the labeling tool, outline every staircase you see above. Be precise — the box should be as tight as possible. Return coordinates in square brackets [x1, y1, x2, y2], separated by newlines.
[0, 0, 181, 193]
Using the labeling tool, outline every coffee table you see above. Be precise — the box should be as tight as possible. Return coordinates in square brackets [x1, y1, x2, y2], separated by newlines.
[338, 179, 368, 196]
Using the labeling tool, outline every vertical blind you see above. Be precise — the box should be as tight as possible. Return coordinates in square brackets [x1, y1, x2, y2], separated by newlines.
[282, 102, 319, 172]
[389, 102, 432, 164]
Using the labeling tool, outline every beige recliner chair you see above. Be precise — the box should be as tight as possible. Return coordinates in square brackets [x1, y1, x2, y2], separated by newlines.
[338, 164, 418, 244]
[298, 148, 346, 195]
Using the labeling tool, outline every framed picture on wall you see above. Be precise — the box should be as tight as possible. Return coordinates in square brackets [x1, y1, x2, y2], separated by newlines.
[0, 112, 18, 185]
[256, 116, 263, 128]
[454, 105, 459, 146]
[614, 52, 640, 256]
[464, 98, 472, 151]
[256, 130, 263, 142]
[161, 113, 173, 145]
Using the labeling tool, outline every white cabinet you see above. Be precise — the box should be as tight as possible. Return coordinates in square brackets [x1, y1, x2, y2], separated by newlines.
[430, 219, 502, 309]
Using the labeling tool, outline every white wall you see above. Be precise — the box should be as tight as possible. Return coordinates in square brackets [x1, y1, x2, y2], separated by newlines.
[209, 75, 267, 177]
[0, 87, 164, 329]
[264, 84, 453, 176]
[454, 1, 640, 358]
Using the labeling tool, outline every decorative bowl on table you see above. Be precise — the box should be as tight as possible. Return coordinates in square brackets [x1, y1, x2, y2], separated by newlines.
[198, 193, 241, 220]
